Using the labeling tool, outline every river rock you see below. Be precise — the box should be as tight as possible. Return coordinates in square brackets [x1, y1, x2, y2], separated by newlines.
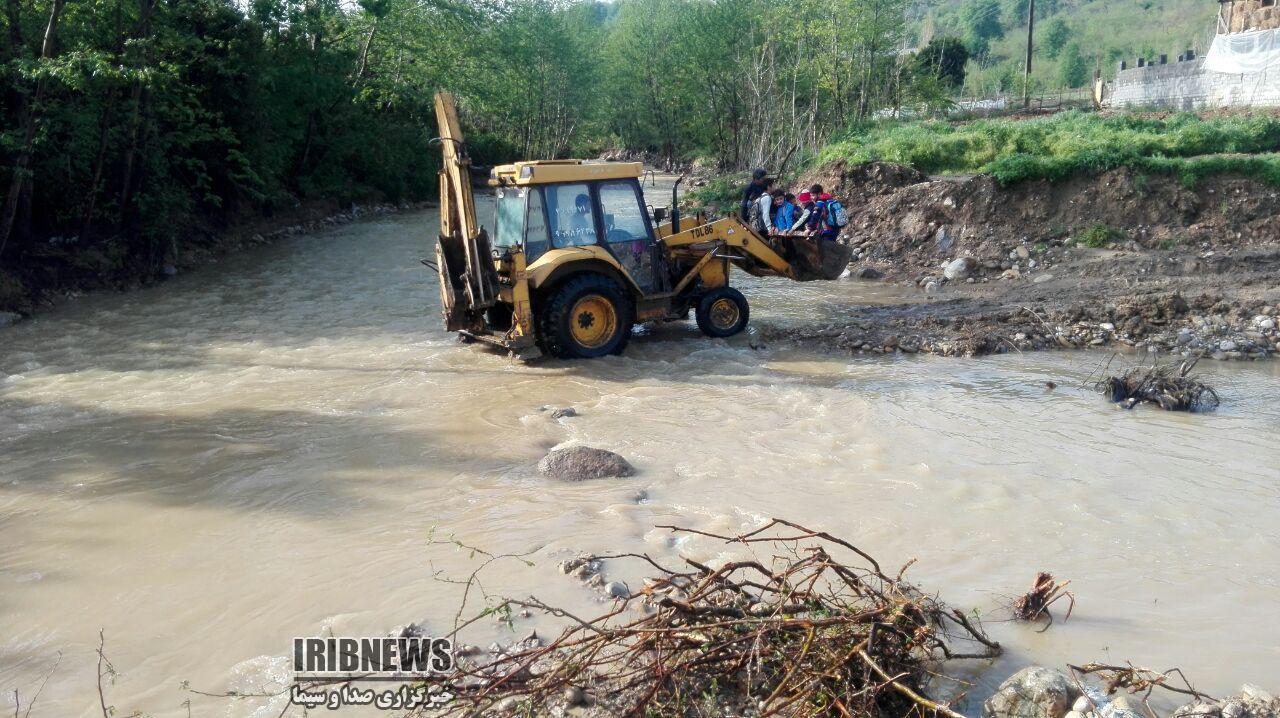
[936, 227, 955, 253]
[855, 266, 885, 280]
[1104, 696, 1144, 718]
[1015, 245, 1032, 260]
[538, 446, 635, 481]
[1221, 701, 1246, 718]
[604, 581, 629, 599]
[564, 686, 587, 706]
[0, 311, 20, 328]
[982, 667, 1082, 718]
[1173, 703, 1221, 718]
[944, 257, 977, 280]
[549, 407, 577, 419]
[1242, 684, 1276, 705]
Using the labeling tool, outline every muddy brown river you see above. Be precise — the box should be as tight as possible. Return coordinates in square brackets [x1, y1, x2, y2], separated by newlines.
[2, 190, 1279, 717]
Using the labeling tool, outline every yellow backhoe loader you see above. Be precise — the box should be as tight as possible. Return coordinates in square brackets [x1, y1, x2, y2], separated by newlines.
[431, 92, 847, 359]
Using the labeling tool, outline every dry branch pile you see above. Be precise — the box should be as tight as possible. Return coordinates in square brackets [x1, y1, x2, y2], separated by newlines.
[427, 520, 1002, 718]
[1098, 357, 1220, 412]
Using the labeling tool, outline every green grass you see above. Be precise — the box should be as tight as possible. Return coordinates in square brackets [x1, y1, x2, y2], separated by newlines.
[815, 110, 1280, 186]
[1078, 224, 1124, 248]
[682, 173, 749, 215]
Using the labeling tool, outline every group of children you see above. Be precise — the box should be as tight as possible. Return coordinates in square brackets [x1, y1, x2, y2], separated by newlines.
[739, 168, 848, 243]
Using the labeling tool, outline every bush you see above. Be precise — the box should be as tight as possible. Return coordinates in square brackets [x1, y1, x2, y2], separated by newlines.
[682, 173, 748, 216]
[1078, 224, 1123, 248]
[817, 111, 1280, 186]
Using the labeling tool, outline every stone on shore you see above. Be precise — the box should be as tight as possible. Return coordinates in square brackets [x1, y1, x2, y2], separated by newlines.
[538, 446, 635, 481]
[944, 257, 977, 281]
[982, 667, 1082, 718]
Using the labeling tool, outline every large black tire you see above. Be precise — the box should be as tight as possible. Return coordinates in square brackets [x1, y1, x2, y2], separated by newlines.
[539, 274, 634, 359]
[696, 287, 750, 338]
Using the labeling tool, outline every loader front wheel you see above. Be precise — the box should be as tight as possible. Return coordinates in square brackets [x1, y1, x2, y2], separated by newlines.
[696, 287, 750, 338]
[540, 274, 633, 359]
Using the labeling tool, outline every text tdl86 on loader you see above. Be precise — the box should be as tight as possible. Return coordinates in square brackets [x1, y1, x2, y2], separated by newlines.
[431, 92, 846, 359]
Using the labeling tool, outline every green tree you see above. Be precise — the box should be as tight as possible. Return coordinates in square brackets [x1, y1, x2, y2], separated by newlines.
[1041, 17, 1071, 59]
[960, 0, 1004, 49]
[1002, 0, 1029, 27]
[913, 36, 970, 88]
[1058, 41, 1090, 88]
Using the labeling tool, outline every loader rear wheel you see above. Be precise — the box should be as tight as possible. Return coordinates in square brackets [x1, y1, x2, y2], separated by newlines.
[540, 274, 633, 359]
[696, 287, 750, 338]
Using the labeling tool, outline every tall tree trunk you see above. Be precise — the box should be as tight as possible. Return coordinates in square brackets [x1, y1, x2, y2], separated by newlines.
[0, 0, 66, 258]
[78, 0, 129, 241]
[355, 19, 378, 82]
[117, 0, 155, 229]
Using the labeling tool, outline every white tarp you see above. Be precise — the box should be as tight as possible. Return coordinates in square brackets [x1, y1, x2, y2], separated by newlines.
[1204, 28, 1280, 74]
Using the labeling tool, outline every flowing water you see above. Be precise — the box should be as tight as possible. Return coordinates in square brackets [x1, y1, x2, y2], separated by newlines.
[2, 188, 1279, 717]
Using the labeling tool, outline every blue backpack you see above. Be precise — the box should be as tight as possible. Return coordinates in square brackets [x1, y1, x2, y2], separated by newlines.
[825, 198, 849, 228]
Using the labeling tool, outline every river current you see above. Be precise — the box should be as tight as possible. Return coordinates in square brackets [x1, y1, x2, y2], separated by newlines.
[2, 190, 1278, 717]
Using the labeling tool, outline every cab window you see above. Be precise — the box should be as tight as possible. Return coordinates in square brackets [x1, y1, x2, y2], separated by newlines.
[598, 181, 649, 243]
[525, 188, 550, 260]
[546, 183, 598, 248]
[494, 187, 524, 250]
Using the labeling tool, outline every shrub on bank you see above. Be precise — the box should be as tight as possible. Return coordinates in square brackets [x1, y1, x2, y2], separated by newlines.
[818, 111, 1280, 185]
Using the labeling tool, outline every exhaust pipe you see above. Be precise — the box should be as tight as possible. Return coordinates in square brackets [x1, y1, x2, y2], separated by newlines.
[671, 175, 684, 235]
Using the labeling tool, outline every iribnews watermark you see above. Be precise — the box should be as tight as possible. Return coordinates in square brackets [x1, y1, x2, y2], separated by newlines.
[290, 636, 455, 711]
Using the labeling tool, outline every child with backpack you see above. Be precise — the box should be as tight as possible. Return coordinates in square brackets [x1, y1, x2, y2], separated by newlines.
[802, 184, 848, 241]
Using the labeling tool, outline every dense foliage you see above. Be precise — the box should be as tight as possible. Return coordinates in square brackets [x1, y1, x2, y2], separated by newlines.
[816, 111, 1280, 185]
[0, 0, 465, 304]
[0, 0, 958, 308]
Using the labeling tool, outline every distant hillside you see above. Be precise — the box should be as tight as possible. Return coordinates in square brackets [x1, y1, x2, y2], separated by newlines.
[908, 0, 1219, 95]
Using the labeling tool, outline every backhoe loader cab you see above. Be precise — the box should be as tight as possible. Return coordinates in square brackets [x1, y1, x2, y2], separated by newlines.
[431, 92, 844, 360]
[481, 159, 710, 358]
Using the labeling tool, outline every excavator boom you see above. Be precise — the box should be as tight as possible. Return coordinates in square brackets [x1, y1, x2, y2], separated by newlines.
[433, 93, 500, 331]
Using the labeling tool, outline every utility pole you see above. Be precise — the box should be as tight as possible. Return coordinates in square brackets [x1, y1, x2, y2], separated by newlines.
[1023, 0, 1035, 108]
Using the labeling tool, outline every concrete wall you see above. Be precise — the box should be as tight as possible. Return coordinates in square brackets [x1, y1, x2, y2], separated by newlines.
[1105, 58, 1280, 110]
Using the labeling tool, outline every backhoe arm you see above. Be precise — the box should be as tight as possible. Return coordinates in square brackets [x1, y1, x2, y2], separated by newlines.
[433, 92, 499, 330]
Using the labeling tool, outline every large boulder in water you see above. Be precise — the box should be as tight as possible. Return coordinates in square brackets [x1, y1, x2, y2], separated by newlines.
[538, 446, 635, 481]
[982, 667, 1081, 718]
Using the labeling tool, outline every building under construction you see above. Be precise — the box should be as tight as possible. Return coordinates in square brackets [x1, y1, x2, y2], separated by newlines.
[1104, 0, 1280, 108]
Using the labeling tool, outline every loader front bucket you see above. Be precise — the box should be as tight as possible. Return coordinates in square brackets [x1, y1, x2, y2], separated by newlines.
[776, 236, 854, 282]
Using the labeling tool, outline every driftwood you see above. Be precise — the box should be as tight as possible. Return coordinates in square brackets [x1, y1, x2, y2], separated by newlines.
[1012, 572, 1074, 631]
[1098, 356, 1220, 412]
[422, 519, 1002, 717]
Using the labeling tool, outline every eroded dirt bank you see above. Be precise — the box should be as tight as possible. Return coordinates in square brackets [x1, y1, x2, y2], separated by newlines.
[769, 162, 1280, 359]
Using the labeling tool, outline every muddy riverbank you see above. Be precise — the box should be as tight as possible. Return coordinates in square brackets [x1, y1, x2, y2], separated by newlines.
[761, 162, 1280, 361]
[0, 199, 423, 320]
